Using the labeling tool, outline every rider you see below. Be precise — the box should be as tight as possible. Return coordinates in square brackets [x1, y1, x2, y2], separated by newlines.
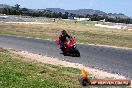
[59, 30, 72, 50]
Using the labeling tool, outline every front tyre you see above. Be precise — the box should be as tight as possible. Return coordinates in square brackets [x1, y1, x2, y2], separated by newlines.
[72, 47, 80, 57]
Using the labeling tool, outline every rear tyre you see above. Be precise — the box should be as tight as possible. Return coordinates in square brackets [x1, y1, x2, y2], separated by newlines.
[61, 48, 67, 56]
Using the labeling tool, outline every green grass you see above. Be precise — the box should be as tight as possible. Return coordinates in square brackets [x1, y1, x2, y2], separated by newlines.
[0, 48, 82, 88]
[0, 48, 128, 88]
[0, 22, 132, 48]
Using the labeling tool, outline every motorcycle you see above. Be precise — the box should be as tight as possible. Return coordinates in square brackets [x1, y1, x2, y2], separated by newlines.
[56, 38, 80, 57]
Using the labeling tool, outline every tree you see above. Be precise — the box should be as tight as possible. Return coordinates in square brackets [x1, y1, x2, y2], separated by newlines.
[58, 12, 62, 18]
[91, 14, 98, 21]
[14, 4, 20, 10]
[65, 12, 69, 16]
[62, 12, 69, 19]
[2, 8, 7, 14]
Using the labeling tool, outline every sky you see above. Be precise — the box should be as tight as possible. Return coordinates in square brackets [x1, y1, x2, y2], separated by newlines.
[0, 0, 132, 17]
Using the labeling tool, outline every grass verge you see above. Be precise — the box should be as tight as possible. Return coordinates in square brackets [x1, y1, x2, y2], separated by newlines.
[0, 22, 132, 48]
[0, 48, 128, 88]
[0, 48, 82, 88]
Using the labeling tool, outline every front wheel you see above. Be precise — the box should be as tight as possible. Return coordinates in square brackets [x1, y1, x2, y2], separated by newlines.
[72, 47, 80, 57]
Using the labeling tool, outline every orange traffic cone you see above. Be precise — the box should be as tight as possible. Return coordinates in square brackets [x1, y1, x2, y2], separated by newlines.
[81, 68, 89, 78]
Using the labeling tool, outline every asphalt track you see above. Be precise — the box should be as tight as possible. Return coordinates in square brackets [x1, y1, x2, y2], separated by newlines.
[0, 35, 132, 79]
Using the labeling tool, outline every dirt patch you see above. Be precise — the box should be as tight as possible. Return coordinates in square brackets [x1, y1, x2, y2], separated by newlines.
[5, 22, 53, 25]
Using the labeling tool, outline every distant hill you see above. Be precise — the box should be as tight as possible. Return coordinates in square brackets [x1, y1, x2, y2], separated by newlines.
[46, 8, 106, 15]
[0, 4, 129, 18]
[107, 13, 129, 18]
[0, 4, 11, 8]
[45, 8, 129, 18]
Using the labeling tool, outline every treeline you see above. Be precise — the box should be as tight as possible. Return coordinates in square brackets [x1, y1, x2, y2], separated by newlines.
[85, 14, 132, 24]
[0, 4, 132, 24]
[0, 4, 69, 19]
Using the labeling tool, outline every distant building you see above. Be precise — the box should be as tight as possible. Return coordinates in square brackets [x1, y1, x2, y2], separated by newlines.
[0, 16, 8, 19]
[95, 24, 127, 29]
[68, 16, 74, 20]
[99, 19, 105, 22]
[74, 17, 90, 21]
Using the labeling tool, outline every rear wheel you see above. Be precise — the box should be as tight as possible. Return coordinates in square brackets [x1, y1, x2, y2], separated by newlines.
[60, 48, 67, 56]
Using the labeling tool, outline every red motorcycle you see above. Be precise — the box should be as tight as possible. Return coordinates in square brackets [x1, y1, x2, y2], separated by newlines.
[56, 38, 80, 57]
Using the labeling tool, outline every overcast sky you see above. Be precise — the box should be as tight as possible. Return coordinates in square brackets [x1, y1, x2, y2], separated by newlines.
[0, 0, 132, 17]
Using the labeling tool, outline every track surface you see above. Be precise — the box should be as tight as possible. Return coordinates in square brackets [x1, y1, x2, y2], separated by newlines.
[0, 35, 132, 79]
